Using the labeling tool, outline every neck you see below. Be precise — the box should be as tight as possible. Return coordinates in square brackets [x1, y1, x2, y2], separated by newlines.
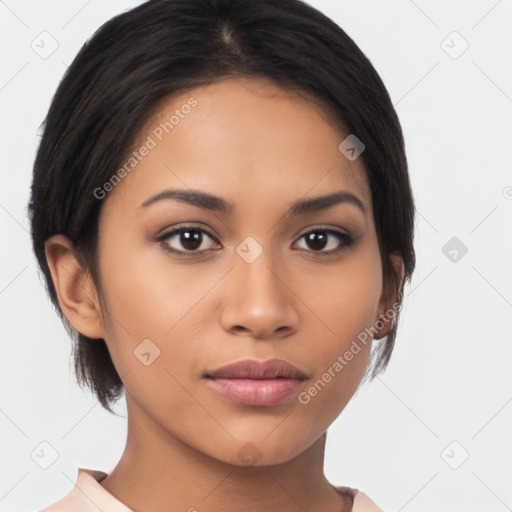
[100, 394, 351, 512]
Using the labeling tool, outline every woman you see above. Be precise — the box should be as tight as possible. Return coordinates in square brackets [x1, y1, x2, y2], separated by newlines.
[29, 0, 416, 510]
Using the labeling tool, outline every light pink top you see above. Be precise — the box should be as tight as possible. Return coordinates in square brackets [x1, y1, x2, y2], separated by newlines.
[39, 467, 385, 511]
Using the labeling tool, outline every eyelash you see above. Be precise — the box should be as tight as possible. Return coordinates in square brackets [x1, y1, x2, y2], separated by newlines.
[156, 224, 355, 257]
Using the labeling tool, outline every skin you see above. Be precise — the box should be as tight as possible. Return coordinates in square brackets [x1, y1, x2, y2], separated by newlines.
[45, 77, 404, 512]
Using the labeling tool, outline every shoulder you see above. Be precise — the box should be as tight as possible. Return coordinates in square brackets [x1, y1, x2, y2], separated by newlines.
[38, 468, 104, 512]
[38, 467, 133, 512]
[39, 492, 78, 512]
[336, 486, 385, 512]
[352, 489, 386, 512]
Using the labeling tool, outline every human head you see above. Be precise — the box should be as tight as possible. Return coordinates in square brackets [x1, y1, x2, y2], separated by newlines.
[29, 0, 415, 415]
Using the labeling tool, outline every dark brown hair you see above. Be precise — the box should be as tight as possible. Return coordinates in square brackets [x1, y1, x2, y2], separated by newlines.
[29, 0, 416, 413]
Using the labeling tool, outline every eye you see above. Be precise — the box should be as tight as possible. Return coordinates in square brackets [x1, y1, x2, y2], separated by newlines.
[157, 224, 355, 256]
[157, 225, 220, 254]
[293, 227, 355, 254]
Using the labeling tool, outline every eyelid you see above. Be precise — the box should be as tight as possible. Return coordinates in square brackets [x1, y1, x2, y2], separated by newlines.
[156, 221, 216, 238]
[294, 223, 350, 238]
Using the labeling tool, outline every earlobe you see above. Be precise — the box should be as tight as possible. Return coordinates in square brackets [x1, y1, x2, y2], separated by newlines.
[374, 252, 405, 340]
[44, 234, 105, 339]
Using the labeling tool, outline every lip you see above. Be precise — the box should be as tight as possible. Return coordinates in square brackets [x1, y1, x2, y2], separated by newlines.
[204, 359, 307, 407]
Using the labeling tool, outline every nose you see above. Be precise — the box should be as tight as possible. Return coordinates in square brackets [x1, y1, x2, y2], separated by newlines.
[219, 247, 299, 340]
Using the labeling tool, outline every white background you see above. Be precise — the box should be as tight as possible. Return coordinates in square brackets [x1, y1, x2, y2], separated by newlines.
[1, 1, 511, 511]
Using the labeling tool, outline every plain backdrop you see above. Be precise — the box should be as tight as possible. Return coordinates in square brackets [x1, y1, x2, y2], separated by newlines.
[1, 1, 511, 511]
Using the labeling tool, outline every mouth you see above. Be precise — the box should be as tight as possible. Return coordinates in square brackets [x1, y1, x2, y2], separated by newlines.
[204, 358, 307, 407]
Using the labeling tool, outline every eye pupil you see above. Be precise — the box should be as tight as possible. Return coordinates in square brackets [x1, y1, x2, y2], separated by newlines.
[181, 229, 202, 251]
[305, 231, 328, 251]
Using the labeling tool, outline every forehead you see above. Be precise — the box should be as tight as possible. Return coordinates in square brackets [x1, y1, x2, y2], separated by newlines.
[101, 77, 372, 220]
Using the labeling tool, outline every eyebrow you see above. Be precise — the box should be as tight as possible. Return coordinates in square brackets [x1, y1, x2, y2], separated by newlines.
[139, 189, 366, 216]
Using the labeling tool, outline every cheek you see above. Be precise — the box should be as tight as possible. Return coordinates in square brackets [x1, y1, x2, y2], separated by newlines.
[98, 238, 204, 338]
[297, 254, 382, 412]
[301, 253, 383, 353]
[298, 288, 378, 427]
[96, 242, 214, 387]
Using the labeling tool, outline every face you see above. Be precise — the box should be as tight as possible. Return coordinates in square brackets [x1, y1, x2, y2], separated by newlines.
[82, 77, 398, 465]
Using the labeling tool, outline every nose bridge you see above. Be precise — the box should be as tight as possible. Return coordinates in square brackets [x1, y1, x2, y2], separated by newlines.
[235, 237, 286, 305]
[236, 245, 282, 294]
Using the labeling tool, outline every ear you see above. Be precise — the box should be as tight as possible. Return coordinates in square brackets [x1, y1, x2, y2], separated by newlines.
[44, 234, 105, 339]
[373, 252, 405, 340]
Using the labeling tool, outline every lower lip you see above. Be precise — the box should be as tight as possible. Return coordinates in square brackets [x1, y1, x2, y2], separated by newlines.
[205, 378, 303, 406]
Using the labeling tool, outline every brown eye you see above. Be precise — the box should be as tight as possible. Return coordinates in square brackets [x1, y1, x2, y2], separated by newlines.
[158, 226, 219, 254]
[294, 228, 354, 254]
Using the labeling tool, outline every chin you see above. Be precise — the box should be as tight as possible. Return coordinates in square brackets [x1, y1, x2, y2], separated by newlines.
[209, 434, 314, 468]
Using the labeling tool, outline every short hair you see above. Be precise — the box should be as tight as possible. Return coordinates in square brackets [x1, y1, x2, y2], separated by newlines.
[28, 0, 416, 413]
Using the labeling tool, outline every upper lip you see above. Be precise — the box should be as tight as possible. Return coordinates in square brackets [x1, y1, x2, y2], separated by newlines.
[205, 358, 307, 380]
